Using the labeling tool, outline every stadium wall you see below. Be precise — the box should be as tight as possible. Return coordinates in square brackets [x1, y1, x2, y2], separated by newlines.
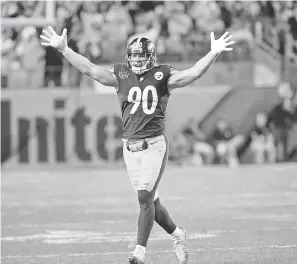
[1, 88, 228, 168]
[6, 61, 255, 90]
[2, 84, 296, 168]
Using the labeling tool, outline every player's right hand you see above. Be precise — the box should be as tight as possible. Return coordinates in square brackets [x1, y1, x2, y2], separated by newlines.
[40, 26, 68, 53]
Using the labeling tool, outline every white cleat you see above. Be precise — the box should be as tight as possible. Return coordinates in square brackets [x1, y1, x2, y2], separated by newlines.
[173, 227, 189, 264]
[128, 251, 146, 264]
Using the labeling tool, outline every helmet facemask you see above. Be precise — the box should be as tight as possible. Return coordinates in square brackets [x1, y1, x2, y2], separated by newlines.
[126, 51, 155, 75]
[125, 37, 156, 75]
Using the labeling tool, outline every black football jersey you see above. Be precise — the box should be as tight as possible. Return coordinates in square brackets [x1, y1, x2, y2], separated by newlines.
[112, 63, 172, 140]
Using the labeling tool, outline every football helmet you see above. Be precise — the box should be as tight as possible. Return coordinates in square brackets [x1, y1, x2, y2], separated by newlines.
[125, 37, 156, 75]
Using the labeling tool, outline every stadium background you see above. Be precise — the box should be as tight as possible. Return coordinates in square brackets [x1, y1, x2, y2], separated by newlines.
[1, 1, 297, 264]
[1, 0, 297, 168]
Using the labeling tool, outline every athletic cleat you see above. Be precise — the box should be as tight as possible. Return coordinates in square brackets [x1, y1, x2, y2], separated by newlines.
[128, 252, 145, 264]
[173, 227, 189, 264]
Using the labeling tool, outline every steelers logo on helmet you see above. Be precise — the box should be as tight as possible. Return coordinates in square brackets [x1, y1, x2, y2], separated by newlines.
[125, 37, 156, 75]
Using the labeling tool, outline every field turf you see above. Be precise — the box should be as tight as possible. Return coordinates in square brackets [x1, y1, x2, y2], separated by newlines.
[2, 164, 297, 264]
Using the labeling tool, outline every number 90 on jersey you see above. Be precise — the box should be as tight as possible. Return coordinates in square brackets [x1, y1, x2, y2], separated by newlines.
[128, 86, 158, 115]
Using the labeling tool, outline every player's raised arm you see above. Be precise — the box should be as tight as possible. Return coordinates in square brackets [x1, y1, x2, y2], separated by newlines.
[40, 26, 118, 87]
[167, 31, 235, 91]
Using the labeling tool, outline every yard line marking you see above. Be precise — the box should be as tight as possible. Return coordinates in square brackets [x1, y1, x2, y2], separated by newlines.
[1, 230, 218, 244]
[3, 226, 297, 245]
[2, 245, 297, 260]
[4, 220, 125, 229]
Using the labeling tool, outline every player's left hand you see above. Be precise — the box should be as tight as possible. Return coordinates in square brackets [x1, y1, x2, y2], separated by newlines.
[210, 31, 235, 54]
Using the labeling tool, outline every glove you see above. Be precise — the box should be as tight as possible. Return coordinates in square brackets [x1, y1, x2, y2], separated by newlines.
[210, 31, 235, 55]
[40, 26, 68, 54]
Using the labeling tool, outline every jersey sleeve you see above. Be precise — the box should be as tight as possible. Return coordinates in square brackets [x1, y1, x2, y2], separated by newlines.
[106, 64, 120, 92]
[169, 66, 179, 76]
[108, 65, 115, 74]
[165, 65, 178, 94]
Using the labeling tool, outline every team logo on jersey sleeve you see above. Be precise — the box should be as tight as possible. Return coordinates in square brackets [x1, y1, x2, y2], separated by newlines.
[119, 69, 130, 80]
[154, 72, 163, 80]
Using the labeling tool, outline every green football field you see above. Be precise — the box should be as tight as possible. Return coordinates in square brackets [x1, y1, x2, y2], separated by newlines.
[1, 164, 297, 264]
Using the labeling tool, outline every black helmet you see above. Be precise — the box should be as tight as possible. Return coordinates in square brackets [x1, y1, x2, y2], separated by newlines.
[125, 37, 156, 74]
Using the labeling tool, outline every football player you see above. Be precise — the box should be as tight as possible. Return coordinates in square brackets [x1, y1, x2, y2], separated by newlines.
[40, 26, 234, 264]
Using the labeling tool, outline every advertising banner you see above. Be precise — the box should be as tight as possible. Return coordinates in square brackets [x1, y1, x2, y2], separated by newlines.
[1, 87, 229, 169]
[1, 90, 124, 168]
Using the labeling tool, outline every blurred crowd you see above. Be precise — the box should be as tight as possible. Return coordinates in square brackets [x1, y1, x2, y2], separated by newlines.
[169, 83, 297, 167]
[1, 1, 297, 166]
[1, 1, 297, 88]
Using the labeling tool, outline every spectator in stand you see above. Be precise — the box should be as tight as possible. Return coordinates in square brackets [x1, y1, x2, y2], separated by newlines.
[287, 3, 297, 55]
[168, 131, 192, 166]
[44, 42, 63, 87]
[100, 1, 133, 62]
[226, 1, 254, 58]
[1, 1, 45, 19]
[128, 2, 162, 45]
[47, 3, 83, 87]
[288, 2, 297, 40]
[66, 14, 84, 87]
[193, 1, 225, 35]
[80, 2, 103, 59]
[1, 28, 16, 88]
[268, 83, 297, 162]
[2, 0, 284, 89]
[209, 118, 244, 167]
[15, 26, 45, 88]
[250, 112, 276, 164]
[165, 1, 192, 54]
[43, 3, 72, 87]
[182, 118, 215, 165]
[80, 2, 103, 42]
[218, 1, 233, 30]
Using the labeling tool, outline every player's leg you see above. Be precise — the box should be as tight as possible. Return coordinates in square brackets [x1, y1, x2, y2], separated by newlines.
[128, 135, 168, 264]
[154, 197, 188, 264]
[123, 137, 164, 264]
[150, 143, 178, 235]
[135, 135, 168, 252]
[122, 142, 145, 264]
[154, 197, 176, 233]
[123, 141, 142, 193]
[137, 135, 188, 264]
